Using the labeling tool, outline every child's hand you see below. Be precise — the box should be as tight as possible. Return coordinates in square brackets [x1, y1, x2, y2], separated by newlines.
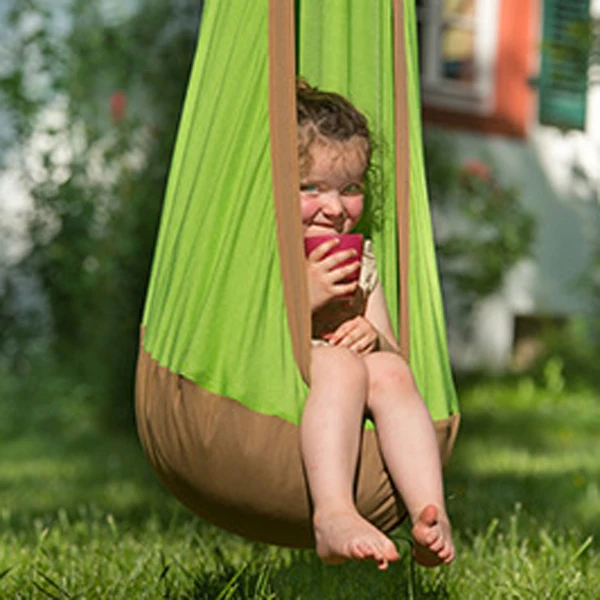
[325, 316, 378, 355]
[306, 238, 360, 310]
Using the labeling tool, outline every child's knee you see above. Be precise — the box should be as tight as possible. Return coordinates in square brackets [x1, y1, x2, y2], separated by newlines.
[311, 346, 367, 387]
[366, 351, 416, 396]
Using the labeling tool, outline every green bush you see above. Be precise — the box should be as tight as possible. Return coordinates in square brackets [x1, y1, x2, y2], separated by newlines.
[424, 132, 535, 317]
[0, 0, 203, 428]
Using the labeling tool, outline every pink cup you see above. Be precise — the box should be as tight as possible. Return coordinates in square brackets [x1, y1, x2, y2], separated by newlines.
[304, 233, 363, 283]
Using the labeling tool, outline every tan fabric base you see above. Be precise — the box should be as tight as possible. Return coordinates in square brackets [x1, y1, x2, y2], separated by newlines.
[136, 341, 405, 548]
[136, 340, 459, 548]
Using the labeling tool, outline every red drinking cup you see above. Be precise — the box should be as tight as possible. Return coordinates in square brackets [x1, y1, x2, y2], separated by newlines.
[304, 233, 363, 283]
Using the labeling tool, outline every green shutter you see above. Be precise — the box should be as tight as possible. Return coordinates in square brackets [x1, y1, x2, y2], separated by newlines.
[539, 0, 590, 130]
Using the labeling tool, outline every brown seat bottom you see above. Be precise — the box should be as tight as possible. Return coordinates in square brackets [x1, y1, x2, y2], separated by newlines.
[135, 341, 458, 548]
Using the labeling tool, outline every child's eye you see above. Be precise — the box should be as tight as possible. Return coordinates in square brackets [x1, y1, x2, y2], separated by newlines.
[341, 183, 364, 196]
[300, 184, 320, 195]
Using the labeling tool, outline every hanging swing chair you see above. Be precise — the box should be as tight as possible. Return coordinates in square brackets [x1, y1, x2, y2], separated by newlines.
[135, 0, 460, 549]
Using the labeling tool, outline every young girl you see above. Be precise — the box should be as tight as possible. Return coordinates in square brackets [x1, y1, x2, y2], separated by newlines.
[297, 80, 455, 570]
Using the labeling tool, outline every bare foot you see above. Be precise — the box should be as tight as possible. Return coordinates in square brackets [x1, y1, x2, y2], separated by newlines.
[411, 505, 455, 567]
[313, 509, 400, 570]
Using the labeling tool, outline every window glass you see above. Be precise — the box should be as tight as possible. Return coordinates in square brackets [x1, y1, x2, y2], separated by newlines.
[441, 0, 476, 85]
[417, 0, 499, 113]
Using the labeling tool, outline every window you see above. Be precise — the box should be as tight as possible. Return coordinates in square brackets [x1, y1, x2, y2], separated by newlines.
[417, 0, 500, 114]
[538, 0, 591, 130]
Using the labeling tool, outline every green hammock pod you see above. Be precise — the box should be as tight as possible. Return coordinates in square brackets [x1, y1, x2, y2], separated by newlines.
[135, 0, 460, 549]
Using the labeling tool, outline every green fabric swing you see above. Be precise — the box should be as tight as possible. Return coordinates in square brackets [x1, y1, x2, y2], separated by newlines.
[135, 0, 459, 548]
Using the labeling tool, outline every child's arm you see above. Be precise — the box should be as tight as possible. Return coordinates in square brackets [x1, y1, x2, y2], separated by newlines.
[362, 282, 400, 354]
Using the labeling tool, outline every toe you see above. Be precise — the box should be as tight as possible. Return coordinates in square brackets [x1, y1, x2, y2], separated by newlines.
[383, 542, 400, 563]
[351, 542, 369, 560]
[426, 529, 440, 545]
[377, 560, 389, 571]
[420, 505, 439, 526]
[375, 553, 389, 570]
[438, 542, 455, 564]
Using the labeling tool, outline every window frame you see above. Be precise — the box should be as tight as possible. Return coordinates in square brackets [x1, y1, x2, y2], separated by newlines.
[417, 0, 501, 114]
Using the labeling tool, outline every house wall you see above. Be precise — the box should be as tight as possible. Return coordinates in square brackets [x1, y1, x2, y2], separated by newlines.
[423, 0, 600, 372]
[427, 126, 600, 372]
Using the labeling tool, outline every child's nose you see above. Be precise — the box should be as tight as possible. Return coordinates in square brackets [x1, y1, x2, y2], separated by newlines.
[321, 190, 344, 215]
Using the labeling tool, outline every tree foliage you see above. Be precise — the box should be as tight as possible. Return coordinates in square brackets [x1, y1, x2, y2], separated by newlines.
[0, 0, 203, 427]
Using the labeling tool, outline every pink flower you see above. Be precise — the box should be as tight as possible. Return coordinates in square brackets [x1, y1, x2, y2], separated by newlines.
[110, 90, 127, 124]
[461, 159, 493, 182]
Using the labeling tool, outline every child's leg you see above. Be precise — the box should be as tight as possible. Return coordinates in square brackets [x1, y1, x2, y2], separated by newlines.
[301, 346, 400, 569]
[364, 351, 455, 566]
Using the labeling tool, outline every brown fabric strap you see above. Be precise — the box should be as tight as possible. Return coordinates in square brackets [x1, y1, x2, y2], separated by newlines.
[393, 0, 411, 361]
[434, 413, 461, 467]
[268, 0, 311, 384]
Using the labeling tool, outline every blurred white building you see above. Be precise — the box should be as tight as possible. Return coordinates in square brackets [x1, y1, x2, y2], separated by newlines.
[418, 0, 600, 371]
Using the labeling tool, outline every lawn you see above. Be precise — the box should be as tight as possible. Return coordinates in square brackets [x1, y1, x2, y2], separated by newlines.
[1, 359, 598, 599]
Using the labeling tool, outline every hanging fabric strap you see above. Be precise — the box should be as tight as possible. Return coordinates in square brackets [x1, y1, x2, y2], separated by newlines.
[393, 0, 410, 361]
[268, 0, 311, 383]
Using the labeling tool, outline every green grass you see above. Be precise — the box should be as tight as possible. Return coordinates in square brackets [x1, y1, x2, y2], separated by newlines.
[1, 359, 599, 598]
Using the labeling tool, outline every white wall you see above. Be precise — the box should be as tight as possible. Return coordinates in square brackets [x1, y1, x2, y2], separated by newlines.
[434, 100, 600, 372]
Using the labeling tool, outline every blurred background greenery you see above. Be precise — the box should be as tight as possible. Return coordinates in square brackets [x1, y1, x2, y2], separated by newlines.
[0, 0, 204, 429]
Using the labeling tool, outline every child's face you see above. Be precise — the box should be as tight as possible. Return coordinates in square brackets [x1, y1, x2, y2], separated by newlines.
[300, 138, 367, 237]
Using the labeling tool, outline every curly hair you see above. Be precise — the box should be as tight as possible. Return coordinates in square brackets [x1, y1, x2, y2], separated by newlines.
[296, 78, 372, 178]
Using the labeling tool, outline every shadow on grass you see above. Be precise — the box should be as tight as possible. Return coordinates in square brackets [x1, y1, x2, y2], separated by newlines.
[445, 378, 600, 541]
[1, 425, 184, 532]
[269, 554, 451, 600]
[158, 551, 451, 600]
